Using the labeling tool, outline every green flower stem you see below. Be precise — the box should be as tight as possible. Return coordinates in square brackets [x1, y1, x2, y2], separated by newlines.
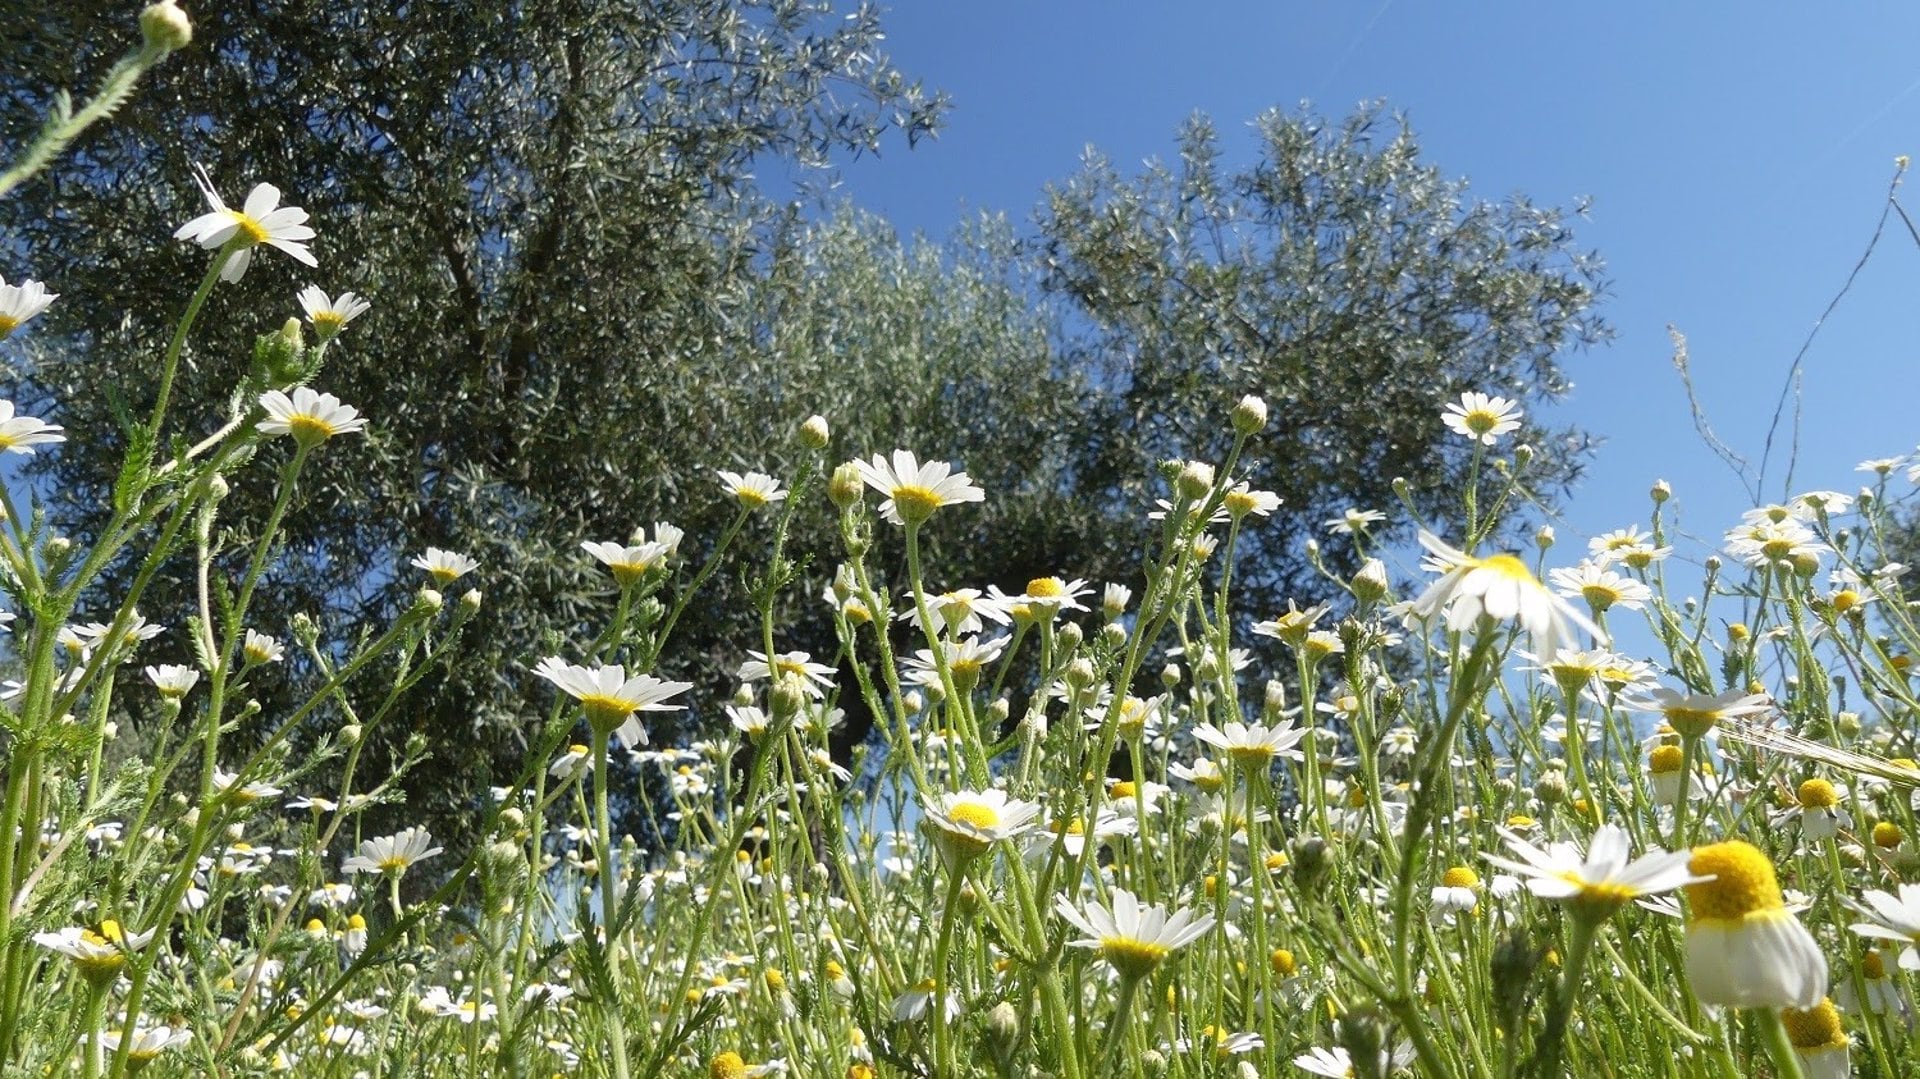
[590, 725, 633, 1079]
[1537, 916, 1600, 1076]
[930, 869, 968, 1075]
[1752, 1006, 1806, 1079]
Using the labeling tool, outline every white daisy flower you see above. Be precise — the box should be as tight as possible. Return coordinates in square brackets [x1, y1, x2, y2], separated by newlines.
[1683, 840, 1827, 1009]
[341, 826, 444, 876]
[716, 469, 787, 509]
[581, 539, 671, 587]
[853, 450, 985, 526]
[296, 286, 371, 338]
[1053, 888, 1214, 979]
[736, 650, 835, 697]
[0, 400, 65, 455]
[1409, 531, 1603, 656]
[532, 658, 692, 745]
[0, 274, 57, 339]
[1441, 390, 1523, 445]
[1483, 823, 1702, 919]
[257, 387, 367, 447]
[922, 787, 1041, 865]
[409, 548, 477, 586]
[174, 165, 317, 282]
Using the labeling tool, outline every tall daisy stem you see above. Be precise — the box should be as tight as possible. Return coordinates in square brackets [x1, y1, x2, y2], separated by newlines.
[1752, 1007, 1806, 1079]
[591, 726, 633, 1079]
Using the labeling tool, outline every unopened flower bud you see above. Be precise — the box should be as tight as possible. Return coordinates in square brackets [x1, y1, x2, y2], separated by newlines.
[413, 588, 443, 616]
[1065, 658, 1096, 690]
[1160, 663, 1181, 688]
[1099, 622, 1128, 649]
[1534, 525, 1555, 550]
[1176, 461, 1215, 501]
[1291, 837, 1332, 895]
[1651, 479, 1671, 504]
[771, 675, 807, 720]
[140, 1, 192, 52]
[798, 414, 831, 449]
[1352, 558, 1389, 603]
[902, 691, 923, 717]
[340, 724, 362, 746]
[1514, 443, 1534, 468]
[828, 463, 863, 509]
[1264, 679, 1287, 713]
[1534, 770, 1568, 806]
[732, 684, 754, 707]
[1231, 394, 1268, 435]
[1056, 622, 1083, 652]
[988, 697, 1011, 725]
[459, 589, 482, 614]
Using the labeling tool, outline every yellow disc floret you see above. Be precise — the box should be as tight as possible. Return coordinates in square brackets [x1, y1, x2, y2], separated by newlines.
[1780, 998, 1847, 1052]
[1443, 866, 1480, 889]
[1685, 841, 1785, 922]
[709, 1052, 749, 1079]
[1649, 745, 1685, 775]
[1270, 948, 1297, 976]
[1873, 821, 1904, 848]
[1796, 778, 1840, 809]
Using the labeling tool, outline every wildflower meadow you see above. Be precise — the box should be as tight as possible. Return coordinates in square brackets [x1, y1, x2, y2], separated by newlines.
[6, 5, 1920, 1078]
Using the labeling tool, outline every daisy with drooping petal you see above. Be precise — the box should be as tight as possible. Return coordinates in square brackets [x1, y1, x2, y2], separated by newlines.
[0, 274, 57, 339]
[1833, 949, 1906, 1016]
[1053, 888, 1214, 979]
[143, 664, 199, 699]
[581, 539, 671, 587]
[410, 548, 477, 586]
[533, 658, 692, 746]
[1779, 998, 1850, 1079]
[174, 165, 317, 282]
[736, 650, 836, 698]
[0, 400, 65, 455]
[1441, 390, 1523, 445]
[341, 826, 444, 877]
[1483, 823, 1703, 922]
[1295, 1043, 1416, 1077]
[1683, 840, 1827, 1009]
[1785, 778, 1851, 842]
[257, 388, 367, 447]
[1409, 531, 1603, 656]
[921, 787, 1041, 866]
[1847, 883, 1920, 971]
[1192, 721, 1307, 773]
[1323, 507, 1387, 535]
[98, 1024, 192, 1066]
[1548, 562, 1651, 614]
[854, 450, 984, 526]
[902, 635, 1007, 692]
[34, 921, 155, 987]
[716, 470, 787, 509]
[297, 286, 371, 338]
[1623, 685, 1772, 740]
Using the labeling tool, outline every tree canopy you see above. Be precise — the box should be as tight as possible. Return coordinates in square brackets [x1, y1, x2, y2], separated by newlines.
[1, 3, 1609, 846]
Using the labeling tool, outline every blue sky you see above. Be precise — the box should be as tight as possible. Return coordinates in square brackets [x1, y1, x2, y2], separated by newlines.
[834, 3, 1920, 602]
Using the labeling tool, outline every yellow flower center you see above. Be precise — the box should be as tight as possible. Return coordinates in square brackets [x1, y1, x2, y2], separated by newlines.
[1506, 815, 1536, 828]
[1108, 781, 1137, 799]
[574, 694, 634, 732]
[1025, 576, 1066, 599]
[1265, 852, 1288, 871]
[889, 484, 943, 523]
[1873, 821, 1904, 848]
[1345, 785, 1370, 809]
[1581, 583, 1622, 608]
[1761, 537, 1796, 561]
[709, 1051, 749, 1079]
[734, 487, 770, 508]
[310, 311, 346, 333]
[1832, 590, 1863, 613]
[1442, 866, 1480, 889]
[1780, 999, 1847, 1051]
[1462, 408, 1502, 435]
[0, 314, 19, 336]
[229, 211, 271, 245]
[287, 414, 338, 444]
[1229, 745, 1276, 767]
[378, 855, 410, 873]
[1648, 745, 1685, 774]
[347, 914, 366, 930]
[1684, 841, 1785, 921]
[1797, 778, 1840, 809]
[1477, 553, 1535, 581]
[825, 960, 846, 980]
[947, 801, 1001, 831]
[1863, 950, 1888, 980]
[764, 968, 786, 991]
[1664, 706, 1721, 739]
[1100, 936, 1171, 979]
[1270, 948, 1297, 976]
[1223, 490, 1258, 515]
